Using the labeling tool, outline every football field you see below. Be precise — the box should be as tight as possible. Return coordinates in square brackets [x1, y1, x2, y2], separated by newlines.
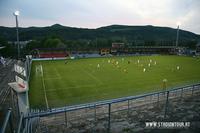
[29, 55, 200, 108]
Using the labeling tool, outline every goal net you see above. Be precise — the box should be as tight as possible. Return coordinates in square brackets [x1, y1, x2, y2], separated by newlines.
[35, 65, 43, 77]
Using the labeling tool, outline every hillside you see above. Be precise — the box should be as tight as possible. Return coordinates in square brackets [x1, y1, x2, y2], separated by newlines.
[0, 24, 199, 43]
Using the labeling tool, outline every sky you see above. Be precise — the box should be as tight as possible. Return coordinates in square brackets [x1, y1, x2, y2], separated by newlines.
[0, 0, 200, 34]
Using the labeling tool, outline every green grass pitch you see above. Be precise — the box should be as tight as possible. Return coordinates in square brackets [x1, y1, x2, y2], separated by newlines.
[29, 55, 200, 108]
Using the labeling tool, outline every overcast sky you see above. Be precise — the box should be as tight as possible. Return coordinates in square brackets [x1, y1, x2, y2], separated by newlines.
[0, 0, 200, 34]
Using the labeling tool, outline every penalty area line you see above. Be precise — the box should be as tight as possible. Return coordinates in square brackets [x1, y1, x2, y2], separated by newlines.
[44, 77, 61, 80]
[40, 63, 49, 109]
[82, 69, 103, 85]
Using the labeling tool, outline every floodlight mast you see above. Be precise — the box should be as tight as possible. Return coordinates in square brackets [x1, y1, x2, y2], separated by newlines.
[175, 22, 180, 48]
[13, 11, 20, 59]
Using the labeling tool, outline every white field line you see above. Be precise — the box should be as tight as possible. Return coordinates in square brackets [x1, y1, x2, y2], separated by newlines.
[82, 69, 103, 85]
[45, 84, 100, 92]
[43, 67, 62, 80]
[54, 67, 61, 77]
[44, 77, 61, 80]
[40, 64, 49, 109]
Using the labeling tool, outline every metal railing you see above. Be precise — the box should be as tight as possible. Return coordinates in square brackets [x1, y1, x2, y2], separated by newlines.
[26, 83, 200, 118]
[2, 83, 200, 133]
[23, 83, 200, 133]
[1, 108, 13, 133]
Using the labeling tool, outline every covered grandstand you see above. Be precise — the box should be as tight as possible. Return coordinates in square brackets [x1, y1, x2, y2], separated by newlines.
[111, 46, 179, 55]
[31, 48, 69, 58]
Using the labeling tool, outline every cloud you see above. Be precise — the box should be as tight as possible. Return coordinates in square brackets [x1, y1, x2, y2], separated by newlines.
[0, 0, 199, 34]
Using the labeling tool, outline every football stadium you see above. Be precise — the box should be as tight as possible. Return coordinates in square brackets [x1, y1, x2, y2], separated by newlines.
[1, 0, 200, 133]
[1, 36, 200, 133]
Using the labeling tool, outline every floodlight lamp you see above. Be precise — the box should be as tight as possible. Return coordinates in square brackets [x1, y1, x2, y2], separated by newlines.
[176, 21, 181, 26]
[14, 10, 20, 16]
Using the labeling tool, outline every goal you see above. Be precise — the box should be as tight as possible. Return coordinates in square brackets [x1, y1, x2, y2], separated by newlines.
[35, 65, 43, 77]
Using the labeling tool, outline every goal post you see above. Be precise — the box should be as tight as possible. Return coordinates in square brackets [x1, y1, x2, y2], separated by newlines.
[35, 64, 44, 77]
[35, 64, 49, 109]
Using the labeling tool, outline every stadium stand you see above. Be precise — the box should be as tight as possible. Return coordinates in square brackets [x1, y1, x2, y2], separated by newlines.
[39, 52, 68, 58]
[71, 53, 102, 58]
[31, 48, 68, 58]
[0, 58, 16, 126]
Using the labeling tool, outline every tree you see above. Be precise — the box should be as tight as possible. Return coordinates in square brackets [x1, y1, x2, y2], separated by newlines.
[187, 40, 198, 49]
[43, 38, 63, 48]
[0, 36, 17, 57]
